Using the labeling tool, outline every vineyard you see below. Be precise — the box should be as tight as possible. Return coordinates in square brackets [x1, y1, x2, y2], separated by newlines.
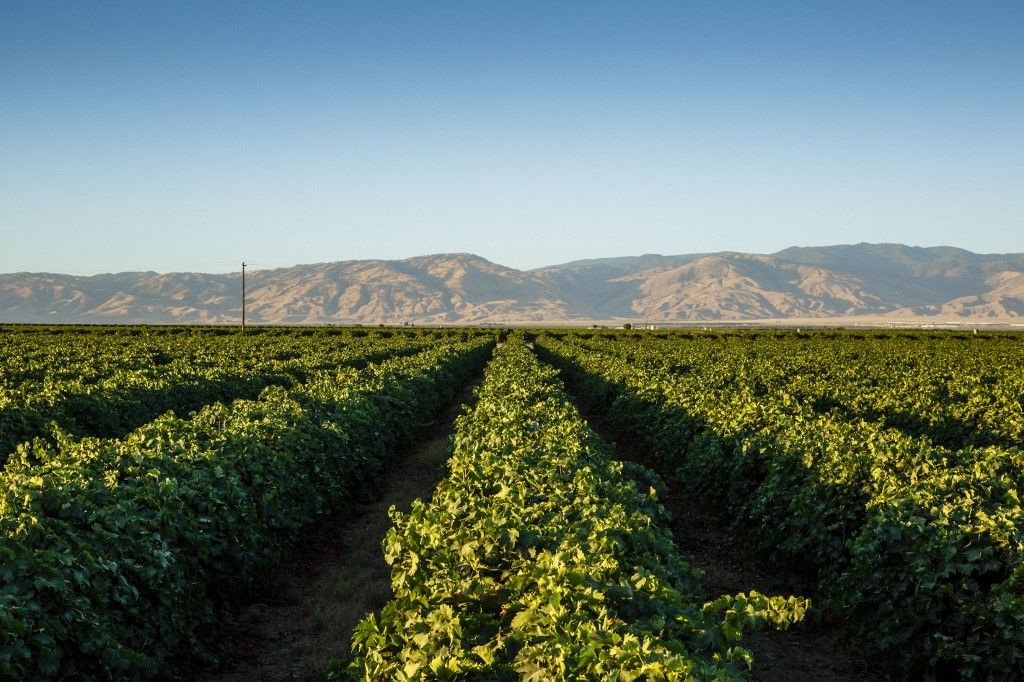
[1, 325, 1022, 679]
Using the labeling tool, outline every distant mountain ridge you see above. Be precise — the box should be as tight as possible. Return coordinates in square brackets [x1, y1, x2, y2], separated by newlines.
[2, 244, 1022, 324]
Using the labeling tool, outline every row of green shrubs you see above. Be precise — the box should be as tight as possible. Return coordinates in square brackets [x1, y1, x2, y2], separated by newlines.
[1, 332, 436, 463]
[537, 334, 1024, 678]
[0, 338, 493, 679]
[340, 339, 807, 679]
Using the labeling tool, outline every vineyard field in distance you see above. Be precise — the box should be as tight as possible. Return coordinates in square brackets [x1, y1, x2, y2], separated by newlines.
[1, 324, 1021, 680]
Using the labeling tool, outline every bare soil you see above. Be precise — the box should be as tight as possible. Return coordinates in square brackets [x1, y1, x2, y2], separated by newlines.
[574, 407, 881, 681]
[665, 498, 878, 681]
[201, 378, 480, 682]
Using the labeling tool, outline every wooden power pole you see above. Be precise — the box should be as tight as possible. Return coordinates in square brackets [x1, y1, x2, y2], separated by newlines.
[241, 261, 247, 332]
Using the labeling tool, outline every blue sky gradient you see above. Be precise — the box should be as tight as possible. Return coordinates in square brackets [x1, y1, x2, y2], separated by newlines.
[2, 1, 1022, 274]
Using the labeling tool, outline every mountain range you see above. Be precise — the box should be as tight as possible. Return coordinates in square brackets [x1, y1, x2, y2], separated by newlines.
[2, 244, 1023, 325]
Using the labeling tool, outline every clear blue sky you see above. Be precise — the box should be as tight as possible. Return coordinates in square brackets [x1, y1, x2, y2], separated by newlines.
[2, 1, 1022, 274]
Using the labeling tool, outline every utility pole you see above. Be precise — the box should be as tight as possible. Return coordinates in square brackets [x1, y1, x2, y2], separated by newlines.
[241, 261, 247, 333]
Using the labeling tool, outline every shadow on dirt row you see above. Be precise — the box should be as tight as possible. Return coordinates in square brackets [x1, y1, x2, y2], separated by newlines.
[200, 374, 483, 682]
[540, 350, 880, 681]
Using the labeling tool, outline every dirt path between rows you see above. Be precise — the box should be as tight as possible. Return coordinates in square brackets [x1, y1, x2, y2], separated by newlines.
[665, 499, 878, 681]
[202, 376, 481, 682]
[571, 405, 880, 681]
